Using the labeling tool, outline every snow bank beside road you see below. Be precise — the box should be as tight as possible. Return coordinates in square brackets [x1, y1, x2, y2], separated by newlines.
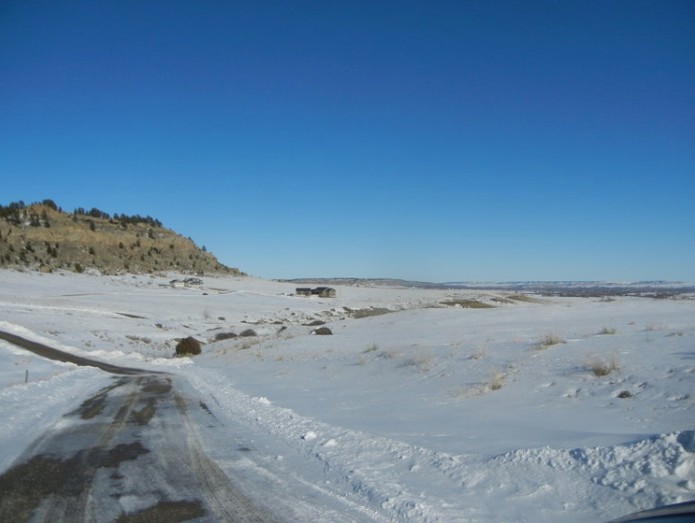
[183, 365, 695, 522]
[0, 365, 105, 472]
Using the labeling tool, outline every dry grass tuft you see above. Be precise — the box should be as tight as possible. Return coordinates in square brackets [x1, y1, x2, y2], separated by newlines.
[534, 334, 566, 350]
[401, 354, 433, 373]
[598, 326, 617, 335]
[490, 372, 505, 390]
[468, 350, 485, 360]
[587, 354, 619, 377]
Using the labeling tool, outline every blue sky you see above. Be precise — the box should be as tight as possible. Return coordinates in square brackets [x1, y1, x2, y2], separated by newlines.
[1, 1, 693, 281]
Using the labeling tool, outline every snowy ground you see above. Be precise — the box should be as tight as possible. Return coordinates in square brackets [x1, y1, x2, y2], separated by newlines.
[0, 269, 693, 522]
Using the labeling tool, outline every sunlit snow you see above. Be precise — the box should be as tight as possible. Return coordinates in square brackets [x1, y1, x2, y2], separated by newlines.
[0, 270, 693, 522]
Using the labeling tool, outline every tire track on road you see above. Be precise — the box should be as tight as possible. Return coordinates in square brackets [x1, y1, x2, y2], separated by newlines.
[0, 330, 281, 522]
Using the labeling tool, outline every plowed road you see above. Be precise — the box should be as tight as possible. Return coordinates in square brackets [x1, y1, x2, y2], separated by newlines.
[0, 331, 280, 522]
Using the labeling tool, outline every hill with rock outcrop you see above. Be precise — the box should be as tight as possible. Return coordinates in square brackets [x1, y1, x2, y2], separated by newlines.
[0, 200, 242, 276]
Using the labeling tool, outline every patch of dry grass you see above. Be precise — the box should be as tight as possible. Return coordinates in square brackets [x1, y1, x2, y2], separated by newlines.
[506, 294, 542, 303]
[489, 372, 505, 390]
[468, 350, 485, 360]
[345, 307, 394, 319]
[534, 334, 566, 350]
[587, 354, 619, 377]
[400, 354, 433, 373]
[440, 299, 494, 309]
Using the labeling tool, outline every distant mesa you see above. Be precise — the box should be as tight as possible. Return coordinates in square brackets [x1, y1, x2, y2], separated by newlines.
[0, 199, 244, 276]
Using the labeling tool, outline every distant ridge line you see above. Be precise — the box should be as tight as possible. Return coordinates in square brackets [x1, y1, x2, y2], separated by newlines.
[281, 278, 695, 297]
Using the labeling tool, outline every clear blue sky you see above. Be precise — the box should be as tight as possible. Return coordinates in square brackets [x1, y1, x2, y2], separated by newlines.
[1, 1, 693, 281]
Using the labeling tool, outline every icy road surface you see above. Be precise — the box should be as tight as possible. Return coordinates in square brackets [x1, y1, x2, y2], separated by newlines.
[0, 331, 373, 522]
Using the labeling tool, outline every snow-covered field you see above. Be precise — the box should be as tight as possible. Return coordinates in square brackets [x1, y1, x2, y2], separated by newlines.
[0, 269, 693, 522]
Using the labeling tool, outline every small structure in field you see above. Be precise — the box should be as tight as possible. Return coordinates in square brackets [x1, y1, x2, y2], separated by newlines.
[170, 277, 203, 288]
[295, 287, 336, 298]
[313, 287, 336, 298]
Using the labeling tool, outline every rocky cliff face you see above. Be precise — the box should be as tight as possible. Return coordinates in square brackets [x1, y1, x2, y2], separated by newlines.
[0, 201, 242, 276]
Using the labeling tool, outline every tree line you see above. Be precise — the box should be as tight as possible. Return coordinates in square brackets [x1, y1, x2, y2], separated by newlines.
[1, 200, 163, 228]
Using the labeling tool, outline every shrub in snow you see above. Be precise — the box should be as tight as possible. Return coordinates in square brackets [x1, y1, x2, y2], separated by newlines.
[214, 331, 237, 341]
[312, 327, 332, 335]
[588, 354, 619, 376]
[239, 328, 257, 337]
[176, 336, 201, 356]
